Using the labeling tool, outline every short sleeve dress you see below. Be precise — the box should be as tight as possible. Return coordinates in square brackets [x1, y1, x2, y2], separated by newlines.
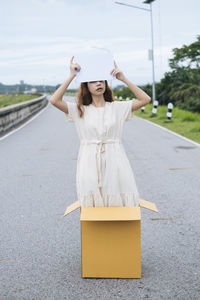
[65, 100, 140, 207]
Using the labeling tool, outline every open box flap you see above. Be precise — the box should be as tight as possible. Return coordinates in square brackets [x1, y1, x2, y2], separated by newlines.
[63, 198, 158, 217]
[139, 199, 158, 213]
[80, 207, 141, 221]
[63, 200, 81, 216]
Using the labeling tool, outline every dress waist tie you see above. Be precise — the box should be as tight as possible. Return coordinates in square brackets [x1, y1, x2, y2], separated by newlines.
[80, 139, 122, 188]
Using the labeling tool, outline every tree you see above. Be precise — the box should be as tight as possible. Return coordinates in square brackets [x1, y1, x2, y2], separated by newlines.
[156, 35, 200, 112]
[169, 35, 200, 70]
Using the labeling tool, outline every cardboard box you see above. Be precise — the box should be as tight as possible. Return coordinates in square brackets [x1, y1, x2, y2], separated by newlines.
[64, 199, 158, 278]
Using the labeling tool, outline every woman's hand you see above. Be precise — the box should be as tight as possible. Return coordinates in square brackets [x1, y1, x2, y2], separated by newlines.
[110, 60, 126, 82]
[70, 56, 81, 77]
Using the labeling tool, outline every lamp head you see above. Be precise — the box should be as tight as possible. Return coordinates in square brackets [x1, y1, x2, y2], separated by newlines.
[143, 0, 155, 4]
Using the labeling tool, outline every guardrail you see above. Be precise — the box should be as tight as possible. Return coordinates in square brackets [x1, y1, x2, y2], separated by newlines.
[0, 94, 48, 137]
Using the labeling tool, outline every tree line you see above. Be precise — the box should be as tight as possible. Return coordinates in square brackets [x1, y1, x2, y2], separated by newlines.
[113, 35, 200, 113]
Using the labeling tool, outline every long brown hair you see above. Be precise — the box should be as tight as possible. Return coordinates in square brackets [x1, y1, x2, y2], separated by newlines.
[76, 80, 115, 118]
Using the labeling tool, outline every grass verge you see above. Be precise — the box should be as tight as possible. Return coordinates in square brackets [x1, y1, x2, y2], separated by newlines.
[0, 94, 40, 108]
[134, 102, 200, 144]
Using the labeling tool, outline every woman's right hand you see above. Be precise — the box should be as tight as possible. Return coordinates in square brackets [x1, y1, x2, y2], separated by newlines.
[70, 56, 81, 77]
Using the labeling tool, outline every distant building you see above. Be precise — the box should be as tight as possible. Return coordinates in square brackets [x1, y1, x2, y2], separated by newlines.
[31, 88, 37, 94]
[20, 80, 24, 85]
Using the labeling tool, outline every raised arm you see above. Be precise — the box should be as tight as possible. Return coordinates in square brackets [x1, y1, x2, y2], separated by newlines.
[110, 60, 151, 112]
[50, 56, 81, 114]
[121, 77, 151, 111]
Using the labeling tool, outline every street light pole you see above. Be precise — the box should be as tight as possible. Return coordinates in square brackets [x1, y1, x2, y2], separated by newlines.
[145, 0, 156, 106]
[115, 0, 156, 104]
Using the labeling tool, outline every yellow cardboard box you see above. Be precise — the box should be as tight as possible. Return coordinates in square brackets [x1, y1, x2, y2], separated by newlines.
[64, 199, 158, 278]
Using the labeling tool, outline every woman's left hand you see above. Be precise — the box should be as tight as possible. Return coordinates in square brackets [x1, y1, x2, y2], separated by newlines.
[110, 60, 126, 82]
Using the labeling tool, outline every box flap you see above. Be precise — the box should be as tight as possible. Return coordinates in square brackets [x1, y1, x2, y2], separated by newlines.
[63, 199, 158, 217]
[80, 206, 141, 221]
[139, 199, 158, 213]
[63, 200, 81, 216]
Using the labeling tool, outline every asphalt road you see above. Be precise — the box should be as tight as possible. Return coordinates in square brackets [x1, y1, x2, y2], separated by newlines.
[0, 96, 200, 300]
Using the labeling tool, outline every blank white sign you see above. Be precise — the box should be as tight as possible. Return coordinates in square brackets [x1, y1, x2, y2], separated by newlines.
[73, 47, 115, 83]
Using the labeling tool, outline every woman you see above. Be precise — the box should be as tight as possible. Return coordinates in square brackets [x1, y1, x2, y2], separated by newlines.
[50, 56, 151, 207]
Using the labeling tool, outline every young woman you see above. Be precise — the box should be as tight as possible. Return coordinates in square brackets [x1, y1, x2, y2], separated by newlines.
[50, 56, 151, 207]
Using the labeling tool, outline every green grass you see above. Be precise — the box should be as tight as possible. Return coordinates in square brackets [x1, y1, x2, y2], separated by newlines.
[0, 94, 40, 109]
[133, 102, 200, 144]
[64, 91, 77, 96]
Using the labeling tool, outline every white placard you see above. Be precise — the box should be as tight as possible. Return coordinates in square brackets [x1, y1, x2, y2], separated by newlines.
[73, 47, 115, 83]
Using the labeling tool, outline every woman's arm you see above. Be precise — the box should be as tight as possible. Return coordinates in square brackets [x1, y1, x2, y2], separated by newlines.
[50, 74, 76, 114]
[50, 56, 81, 114]
[110, 60, 151, 112]
[121, 77, 151, 112]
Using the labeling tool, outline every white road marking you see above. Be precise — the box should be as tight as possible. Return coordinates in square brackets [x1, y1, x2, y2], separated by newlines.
[137, 116, 200, 148]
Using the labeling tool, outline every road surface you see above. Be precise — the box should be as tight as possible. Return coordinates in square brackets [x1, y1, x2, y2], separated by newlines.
[0, 96, 200, 299]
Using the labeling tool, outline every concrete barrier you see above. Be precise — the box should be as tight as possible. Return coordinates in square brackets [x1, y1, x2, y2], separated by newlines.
[0, 94, 48, 137]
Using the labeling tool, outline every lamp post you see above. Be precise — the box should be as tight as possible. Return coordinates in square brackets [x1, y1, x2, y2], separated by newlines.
[115, 0, 156, 105]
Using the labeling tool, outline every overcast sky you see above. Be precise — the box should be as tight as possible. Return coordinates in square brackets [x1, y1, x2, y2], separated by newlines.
[1, 0, 199, 88]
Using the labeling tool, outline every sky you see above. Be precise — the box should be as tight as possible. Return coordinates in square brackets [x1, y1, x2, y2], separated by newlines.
[0, 0, 199, 89]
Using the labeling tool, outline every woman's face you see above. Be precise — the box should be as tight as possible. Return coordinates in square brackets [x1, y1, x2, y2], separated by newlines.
[87, 80, 106, 96]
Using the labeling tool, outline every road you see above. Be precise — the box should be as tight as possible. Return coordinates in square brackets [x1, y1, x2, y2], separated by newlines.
[0, 96, 200, 299]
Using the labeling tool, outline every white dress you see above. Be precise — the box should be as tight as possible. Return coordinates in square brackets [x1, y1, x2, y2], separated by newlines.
[65, 100, 140, 207]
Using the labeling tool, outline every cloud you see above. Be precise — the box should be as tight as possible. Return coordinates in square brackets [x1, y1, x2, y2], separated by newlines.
[1, 0, 199, 85]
